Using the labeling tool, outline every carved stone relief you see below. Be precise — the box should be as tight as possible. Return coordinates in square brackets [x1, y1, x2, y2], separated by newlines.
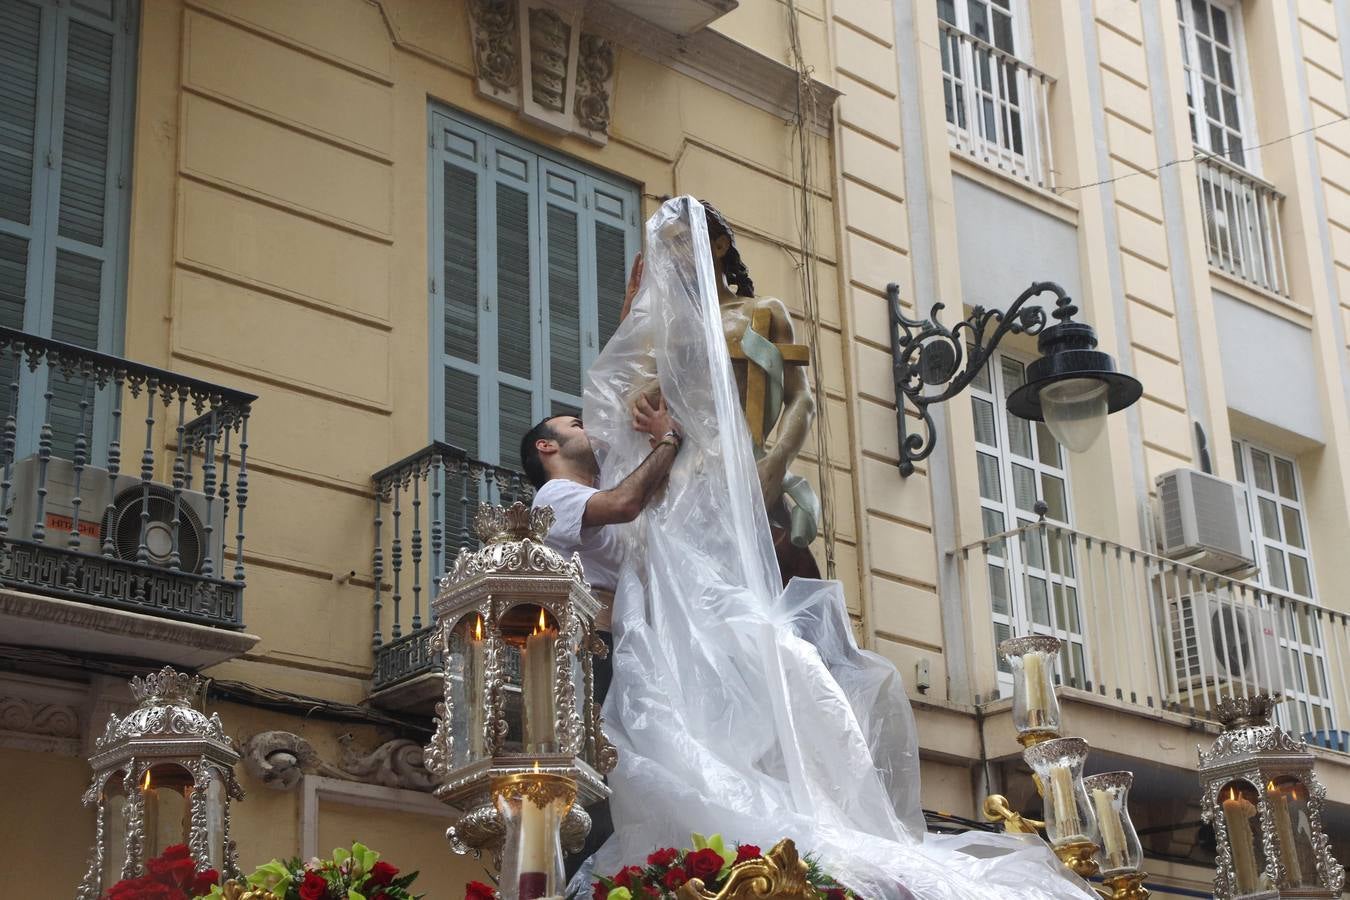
[240, 730, 436, 793]
[465, 0, 616, 144]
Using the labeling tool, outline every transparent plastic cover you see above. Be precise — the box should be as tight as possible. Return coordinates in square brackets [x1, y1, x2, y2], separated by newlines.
[576, 197, 1094, 899]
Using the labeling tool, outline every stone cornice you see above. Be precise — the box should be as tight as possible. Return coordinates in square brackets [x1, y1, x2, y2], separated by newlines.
[581, 0, 839, 134]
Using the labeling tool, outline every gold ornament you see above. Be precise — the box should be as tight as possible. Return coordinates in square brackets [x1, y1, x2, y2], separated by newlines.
[1099, 871, 1150, 899]
[218, 881, 282, 900]
[982, 793, 1045, 835]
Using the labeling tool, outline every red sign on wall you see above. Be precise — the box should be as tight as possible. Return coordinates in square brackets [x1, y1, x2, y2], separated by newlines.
[46, 513, 100, 539]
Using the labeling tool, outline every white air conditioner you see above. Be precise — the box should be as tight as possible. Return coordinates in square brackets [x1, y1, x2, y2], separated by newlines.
[1155, 468, 1256, 575]
[1166, 592, 1280, 703]
[6, 456, 224, 575]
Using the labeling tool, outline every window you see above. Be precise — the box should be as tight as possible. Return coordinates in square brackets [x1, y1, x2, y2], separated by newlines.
[428, 109, 639, 472]
[0, 0, 136, 459]
[971, 351, 1087, 691]
[937, 0, 1054, 187]
[1177, 0, 1253, 167]
[1232, 440, 1335, 737]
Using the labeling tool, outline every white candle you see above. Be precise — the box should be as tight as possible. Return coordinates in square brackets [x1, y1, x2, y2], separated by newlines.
[1092, 788, 1128, 871]
[1267, 785, 1303, 886]
[1023, 654, 1048, 728]
[1222, 789, 1260, 894]
[1050, 764, 1083, 842]
[517, 782, 548, 900]
[522, 612, 557, 751]
[468, 621, 486, 757]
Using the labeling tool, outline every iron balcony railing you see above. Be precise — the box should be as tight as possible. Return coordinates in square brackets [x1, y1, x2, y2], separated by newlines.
[955, 520, 1350, 753]
[1195, 153, 1289, 296]
[938, 20, 1056, 189]
[0, 328, 255, 628]
[370, 442, 533, 691]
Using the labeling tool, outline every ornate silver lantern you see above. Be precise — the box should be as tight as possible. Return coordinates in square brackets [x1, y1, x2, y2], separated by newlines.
[1198, 694, 1344, 898]
[425, 503, 614, 895]
[77, 667, 243, 898]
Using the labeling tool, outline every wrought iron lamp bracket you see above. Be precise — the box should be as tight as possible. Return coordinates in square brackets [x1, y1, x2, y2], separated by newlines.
[888, 281, 1069, 475]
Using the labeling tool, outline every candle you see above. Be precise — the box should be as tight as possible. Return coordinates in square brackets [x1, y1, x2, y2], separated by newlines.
[1222, 787, 1260, 894]
[468, 616, 486, 758]
[1092, 788, 1128, 871]
[517, 766, 549, 900]
[1266, 783, 1303, 886]
[1050, 764, 1083, 842]
[1023, 653, 1048, 728]
[522, 609, 557, 752]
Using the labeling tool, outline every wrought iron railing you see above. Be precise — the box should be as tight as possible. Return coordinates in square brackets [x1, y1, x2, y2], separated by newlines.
[954, 521, 1350, 752]
[0, 328, 255, 628]
[938, 20, 1056, 189]
[370, 443, 533, 691]
[1195, 153, 1289, 296]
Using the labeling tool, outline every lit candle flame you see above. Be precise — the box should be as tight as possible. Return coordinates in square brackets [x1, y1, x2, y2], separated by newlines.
[1227, 786, 1239, 803]
[474, 615, 483, 641]
[142, 769, 152, 791]
[536, 607, 548, 635]
[533, 761, 540, 774]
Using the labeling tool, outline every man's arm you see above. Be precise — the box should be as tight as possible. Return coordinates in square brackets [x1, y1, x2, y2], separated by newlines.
[758, 297, 816, 507]
[583, 392, 680, 526]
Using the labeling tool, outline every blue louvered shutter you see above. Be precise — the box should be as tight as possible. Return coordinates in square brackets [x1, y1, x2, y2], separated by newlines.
[0, 0, 134, 460]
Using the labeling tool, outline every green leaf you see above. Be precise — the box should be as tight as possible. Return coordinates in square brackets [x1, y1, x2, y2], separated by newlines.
[353, 841, 380, 875]
[350, 891, 366, 900]
[608, 889, 632, 900]
[334, 847, 352, 866]
[246, 860, 294, 893]
[690, 833, 708, 851]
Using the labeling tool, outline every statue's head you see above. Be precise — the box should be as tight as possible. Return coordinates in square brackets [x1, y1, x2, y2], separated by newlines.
[701, 201, 755, 298]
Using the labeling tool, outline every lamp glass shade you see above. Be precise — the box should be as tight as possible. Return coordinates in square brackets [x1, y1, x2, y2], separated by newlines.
[1039, 378, 1109, 453]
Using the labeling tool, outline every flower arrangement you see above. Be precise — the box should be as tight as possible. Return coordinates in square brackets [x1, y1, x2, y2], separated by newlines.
[460, 834, 855, 900]
[103, 843, 420, 900]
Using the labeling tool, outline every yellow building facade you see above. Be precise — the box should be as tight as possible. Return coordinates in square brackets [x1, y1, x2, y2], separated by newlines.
[0, 0, 1348, 896]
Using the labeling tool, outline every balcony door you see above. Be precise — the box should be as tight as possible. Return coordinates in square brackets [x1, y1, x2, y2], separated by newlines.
[970, 351, 1088, 694]
[0, 0, 136, 463]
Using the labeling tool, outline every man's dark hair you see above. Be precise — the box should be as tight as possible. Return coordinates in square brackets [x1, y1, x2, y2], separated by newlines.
[520, 416, 562, 489]
[702, 201, 755, 298]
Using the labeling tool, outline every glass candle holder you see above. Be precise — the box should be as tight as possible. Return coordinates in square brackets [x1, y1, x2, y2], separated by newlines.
[999, 635, 1063, 743]
[1265, 775, 1317, 889]
[493, 769, 575, 900]
[1082, 771, 1142, 876]
[1023, 737, 1099, 850]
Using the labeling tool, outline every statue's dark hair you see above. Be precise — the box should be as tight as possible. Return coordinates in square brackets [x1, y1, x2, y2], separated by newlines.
[702, 201, 755, 298]
[520, 416, 563, 489]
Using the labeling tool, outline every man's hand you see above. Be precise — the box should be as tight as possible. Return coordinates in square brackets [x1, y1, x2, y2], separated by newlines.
[619, 253, 644, 322]
[633, 392, 679, 445]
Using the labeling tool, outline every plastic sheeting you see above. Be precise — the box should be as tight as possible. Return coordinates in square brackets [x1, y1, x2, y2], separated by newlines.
[576, 197, 1095, 900]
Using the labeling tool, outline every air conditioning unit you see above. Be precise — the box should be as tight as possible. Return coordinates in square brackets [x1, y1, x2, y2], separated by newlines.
[1166, 591, 1280, 706]
[6, 456, 223, 575]
[1155, 468, 1256, 575]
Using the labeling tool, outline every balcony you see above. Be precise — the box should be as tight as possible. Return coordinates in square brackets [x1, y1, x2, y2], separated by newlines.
[938, 20, 1056, 189]
[955, 520, 1349, 752]
[0, 328, 258, 667]
[1196, 153, 1289, 296]
[368, 443, 533, 709]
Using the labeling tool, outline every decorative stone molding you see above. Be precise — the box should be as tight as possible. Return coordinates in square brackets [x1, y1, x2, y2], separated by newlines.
[466, 0, 619, 144]
[0, 695, 80, 741]
[241, 730, 436, 793]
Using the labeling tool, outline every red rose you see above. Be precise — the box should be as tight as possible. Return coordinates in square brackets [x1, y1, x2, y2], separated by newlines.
[825, 888, 848, 900]
[299, 870, 330, 900]
[466, 879, 497, 900]
[662, 867, 688, 890]
[161, 844, 192, 861]
[149, 856, 197, 887]
[592, 881, 608, 900]
[647, 847, 679, 868]
[369, 861, 399, 887]
[685, 848, 723, 880]
[734, 844, 761, 864]
[613, 865, 644, 889]
[642, 885, 662, 899]
[192, 869, 220, 895]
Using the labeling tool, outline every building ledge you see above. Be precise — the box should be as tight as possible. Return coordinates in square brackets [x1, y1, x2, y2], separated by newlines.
[367, 671, 442, 714]
[0, 586, 259, 669]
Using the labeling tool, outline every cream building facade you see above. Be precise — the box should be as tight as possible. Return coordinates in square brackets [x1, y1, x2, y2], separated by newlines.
[0, 0, 1347, 896]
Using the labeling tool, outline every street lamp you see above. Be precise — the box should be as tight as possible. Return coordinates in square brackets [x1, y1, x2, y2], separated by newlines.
[887, 281, 1142, 475]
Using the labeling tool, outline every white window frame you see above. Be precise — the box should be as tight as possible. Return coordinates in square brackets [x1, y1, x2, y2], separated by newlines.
[1177, 0, 1260, 171]
[970, 349, 1088, 695]
[1232, 439, 1336, 738]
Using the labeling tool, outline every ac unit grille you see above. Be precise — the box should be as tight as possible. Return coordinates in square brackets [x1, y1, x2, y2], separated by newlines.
[1159, 475, 1185, 550]
[1191, 473, 1243, 556]
[105, 484, 206, 573]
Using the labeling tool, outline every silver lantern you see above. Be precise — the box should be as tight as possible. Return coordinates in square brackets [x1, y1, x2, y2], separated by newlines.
[1199, 693, 1344, 899]
[425, 502, 614, 894]
[77, 667, 243, 899]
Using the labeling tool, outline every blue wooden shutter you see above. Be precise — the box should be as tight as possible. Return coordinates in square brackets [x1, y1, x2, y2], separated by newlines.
[588, 180, 637, 353]
[539, 161, 584, 418]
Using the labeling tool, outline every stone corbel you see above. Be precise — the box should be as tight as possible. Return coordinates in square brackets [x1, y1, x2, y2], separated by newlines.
[240, 730, 435, 793]
[467, 0, 617, 145]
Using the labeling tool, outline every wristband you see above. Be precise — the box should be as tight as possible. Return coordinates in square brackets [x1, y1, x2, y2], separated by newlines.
[662, 430, 683, 446]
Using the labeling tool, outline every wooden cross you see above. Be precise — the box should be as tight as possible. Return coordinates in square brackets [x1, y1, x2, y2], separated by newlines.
[727, 307, 810, 447]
